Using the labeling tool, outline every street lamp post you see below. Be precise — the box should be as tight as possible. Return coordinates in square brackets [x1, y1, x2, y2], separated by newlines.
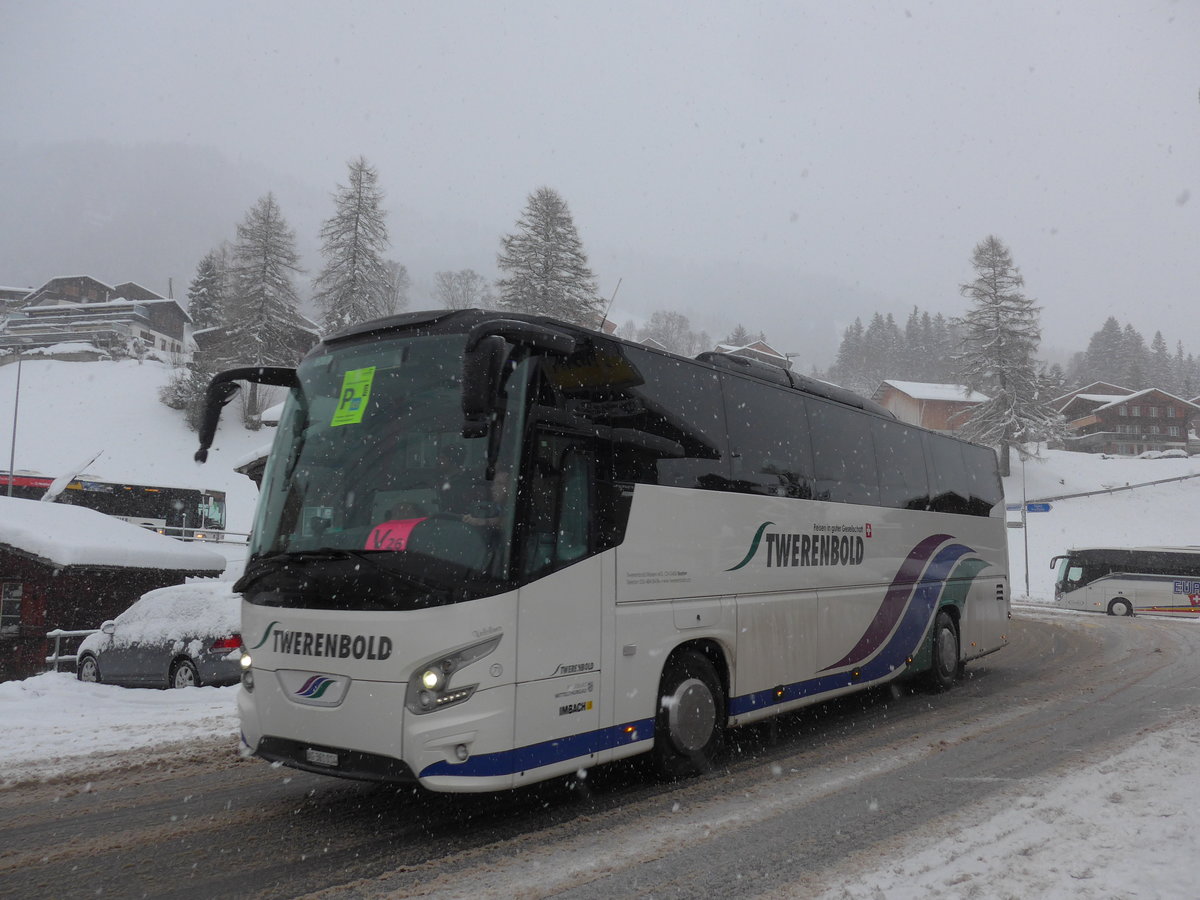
[6, 351, 20, 497]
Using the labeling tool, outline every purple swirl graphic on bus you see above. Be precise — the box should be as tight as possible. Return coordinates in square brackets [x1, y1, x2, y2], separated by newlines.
[823, 533, 973, 672]
[295, 675, 337, 699]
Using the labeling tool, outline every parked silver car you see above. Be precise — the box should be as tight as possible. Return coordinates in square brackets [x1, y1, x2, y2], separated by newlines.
[77, 582, 242, 688]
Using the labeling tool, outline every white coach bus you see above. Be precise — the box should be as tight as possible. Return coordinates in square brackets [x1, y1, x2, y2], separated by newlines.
[1052, 546, 1200, 618]
[195, 309, 1009, 792]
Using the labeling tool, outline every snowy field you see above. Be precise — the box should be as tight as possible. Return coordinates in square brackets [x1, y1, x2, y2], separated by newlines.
[3, 358, 1200, 895]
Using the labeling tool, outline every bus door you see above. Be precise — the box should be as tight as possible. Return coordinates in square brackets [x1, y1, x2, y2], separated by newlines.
[513, 432, 605, 781]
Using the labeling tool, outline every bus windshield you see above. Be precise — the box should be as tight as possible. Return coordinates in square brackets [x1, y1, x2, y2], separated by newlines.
[244, 332, 528, 609]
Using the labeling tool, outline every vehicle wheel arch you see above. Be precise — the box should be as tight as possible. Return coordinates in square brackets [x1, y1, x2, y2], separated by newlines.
[664, 638, 730, 700]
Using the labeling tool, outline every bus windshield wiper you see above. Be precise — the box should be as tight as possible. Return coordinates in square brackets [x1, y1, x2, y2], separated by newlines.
[235, 547, 438, 594]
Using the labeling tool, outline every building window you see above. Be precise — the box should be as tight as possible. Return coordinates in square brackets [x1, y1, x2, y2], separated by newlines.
[1130, 406, 1141, 417]
[0, 582, 21, 634]
[1118, 407, 1127, 417]
[1168, 426, 1180, 436]
[1149, 425, 1160, 435]
[1149, 407, 1159, 417]
[1167, 407, 1177, 418]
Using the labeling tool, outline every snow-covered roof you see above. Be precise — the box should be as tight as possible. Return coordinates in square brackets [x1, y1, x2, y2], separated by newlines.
[1071, 393, 1131, 405]
[0, 496, 226, 571]
[232, 442, 272, 471]
[879, 380, 989, 403]
[1081, 388, 1200, 413]
[27, 297, 184, 312]
[259, 402, 285, 425]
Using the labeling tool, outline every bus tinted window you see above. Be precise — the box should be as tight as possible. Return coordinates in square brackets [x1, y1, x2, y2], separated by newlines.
[596, 348, 729, 489]
[723, 375, 813, 499]
[873, 418, 931, 510]
[926, 435, 971, 515]
[808, 398, 880, 506]
[962, 442, 1003, 514]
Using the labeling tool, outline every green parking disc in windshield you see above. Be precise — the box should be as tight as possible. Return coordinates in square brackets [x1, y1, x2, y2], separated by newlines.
[330, 366, 376, 426]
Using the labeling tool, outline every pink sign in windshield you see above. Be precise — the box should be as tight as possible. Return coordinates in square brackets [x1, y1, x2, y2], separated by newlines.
[365, 518, 426, 551]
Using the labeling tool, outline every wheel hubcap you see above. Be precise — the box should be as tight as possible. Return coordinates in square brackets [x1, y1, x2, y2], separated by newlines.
[937, 626, 957, 673]
[175, 666, 196, 687]
[667, 677, 716, 753]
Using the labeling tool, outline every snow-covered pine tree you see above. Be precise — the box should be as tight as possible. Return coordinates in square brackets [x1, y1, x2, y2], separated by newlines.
[955, 235, 1065, 476]
[1120, 323, 1149, 390]
[724, 324, 753, 347]
[1081, 317, 1125, 386]
[186, 249, 228, 332]
[496, 187, 602, 326]
[433, 269, 494, 310]
[224, 193, 306, 424]
[160, 246, 230, 427]
[1149, 331, 1172, 392]
[312, 157, 394, 333]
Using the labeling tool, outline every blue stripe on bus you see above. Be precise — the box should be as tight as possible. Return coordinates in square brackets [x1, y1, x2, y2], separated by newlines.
[418, 717, 655, 779]
[421, 536, 985, 782]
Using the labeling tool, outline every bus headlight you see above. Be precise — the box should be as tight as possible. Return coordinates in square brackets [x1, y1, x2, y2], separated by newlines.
[405, 635, 502, 715]
[240, 652, 254, 691]
[420, 666, 447, 691]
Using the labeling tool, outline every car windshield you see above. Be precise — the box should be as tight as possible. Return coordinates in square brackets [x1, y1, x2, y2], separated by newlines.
[244, 332, 527, 609]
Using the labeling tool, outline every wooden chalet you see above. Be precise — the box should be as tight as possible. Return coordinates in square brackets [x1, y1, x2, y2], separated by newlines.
[871, 380, 988, 433]
[1056, 387, 1200, 456]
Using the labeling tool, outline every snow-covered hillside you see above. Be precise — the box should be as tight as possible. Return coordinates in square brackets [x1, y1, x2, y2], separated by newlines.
[1003, 448, 1200, 601]
[0, 358, 270, 534]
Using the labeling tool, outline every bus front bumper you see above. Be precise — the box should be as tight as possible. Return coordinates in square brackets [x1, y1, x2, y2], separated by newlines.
[238, 671, 519, 791]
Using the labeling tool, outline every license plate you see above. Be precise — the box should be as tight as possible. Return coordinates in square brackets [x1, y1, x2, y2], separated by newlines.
[305, 748, 339, 767]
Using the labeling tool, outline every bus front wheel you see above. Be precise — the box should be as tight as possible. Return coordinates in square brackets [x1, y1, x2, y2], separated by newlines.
[923, 609, 960, 692]
[1108, 598, 1134, 617]
[651, 649, 725, 780]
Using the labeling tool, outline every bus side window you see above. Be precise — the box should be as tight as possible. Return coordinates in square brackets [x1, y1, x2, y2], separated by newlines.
[722, 375, 813, 499]
[926, 435, 971, 515]
[1067, 566, 1083, 584]
[520, 437, 592, 578]
[808, 398, 880, 506]
[873, 418, 931, 510]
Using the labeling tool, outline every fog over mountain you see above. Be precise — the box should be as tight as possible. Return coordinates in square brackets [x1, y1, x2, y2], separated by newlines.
[4, 2, 1195, 372]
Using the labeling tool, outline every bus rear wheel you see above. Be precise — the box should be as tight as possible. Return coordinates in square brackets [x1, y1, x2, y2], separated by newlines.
[923, 609, 960, 692]
[651, 649, 725, 780]
[1108, 598, 1134, 617]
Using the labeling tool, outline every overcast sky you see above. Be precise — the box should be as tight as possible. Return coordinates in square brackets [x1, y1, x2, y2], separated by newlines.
[3, 1, 1197, 363]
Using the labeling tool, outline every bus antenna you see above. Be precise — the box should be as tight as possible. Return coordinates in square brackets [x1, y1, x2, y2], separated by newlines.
[602, 278, 623, 328]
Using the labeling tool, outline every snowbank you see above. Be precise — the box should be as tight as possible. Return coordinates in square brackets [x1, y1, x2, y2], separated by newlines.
[0, 672, 237, 785]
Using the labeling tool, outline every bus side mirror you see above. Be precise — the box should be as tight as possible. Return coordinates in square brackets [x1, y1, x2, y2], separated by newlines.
[462, 336, 507, 438]
[461, 319, 579, 438]
[195, 366, 299, 463]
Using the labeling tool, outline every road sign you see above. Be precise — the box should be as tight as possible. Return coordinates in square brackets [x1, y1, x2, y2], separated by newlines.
[1006, 521, 1025, 529]
[1025, 502, 1052, 513]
